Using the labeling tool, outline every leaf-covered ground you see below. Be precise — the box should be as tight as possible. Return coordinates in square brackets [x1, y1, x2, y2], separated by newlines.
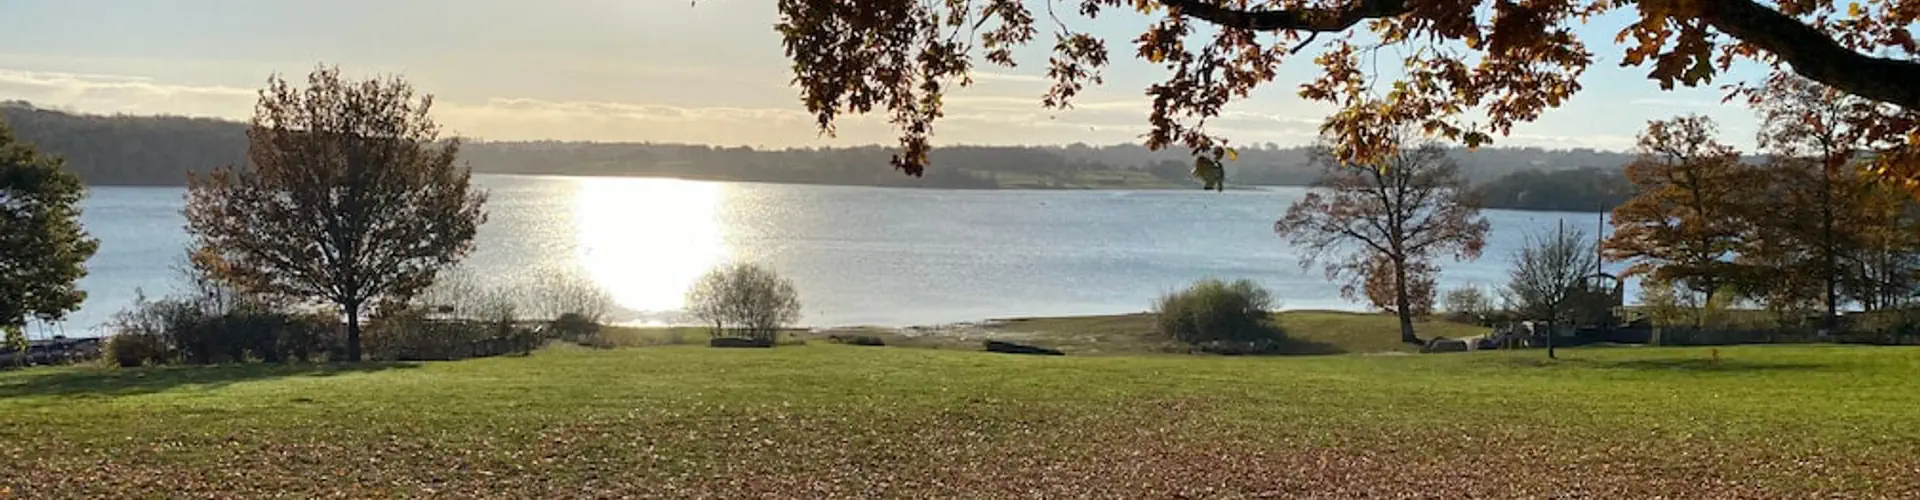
[3, 344, 1918, 498]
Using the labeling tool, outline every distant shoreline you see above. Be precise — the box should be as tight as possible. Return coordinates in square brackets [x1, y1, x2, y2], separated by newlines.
[81, 172, 1250, 192]
[84, 173, 1612, 213]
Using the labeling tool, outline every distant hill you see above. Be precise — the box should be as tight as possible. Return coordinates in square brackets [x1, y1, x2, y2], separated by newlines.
[0, 103, 1639, 205]
[1, 101, 249, 186]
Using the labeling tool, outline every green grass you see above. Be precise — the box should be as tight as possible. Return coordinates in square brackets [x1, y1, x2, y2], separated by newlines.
[730, 310, 1488, 355]
[5, 343, 1918, 497]
[989, 310, 1487, 354]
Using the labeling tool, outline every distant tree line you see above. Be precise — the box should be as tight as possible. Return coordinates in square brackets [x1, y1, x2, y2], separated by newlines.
[1473, 167, 1634, 213]
[1604, 85, 1920, 331]
[1, 101, 1644, 210]
[0, 101, 248, 186]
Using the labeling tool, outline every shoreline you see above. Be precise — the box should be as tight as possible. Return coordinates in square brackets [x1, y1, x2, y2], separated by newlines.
[85, 174, 1615, 214]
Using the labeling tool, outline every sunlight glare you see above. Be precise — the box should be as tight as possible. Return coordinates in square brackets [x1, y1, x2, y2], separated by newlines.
[570, 178, 729, 321]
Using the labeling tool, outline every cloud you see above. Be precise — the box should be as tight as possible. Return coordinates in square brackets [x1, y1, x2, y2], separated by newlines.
[970, 72, 1050, 84]
[0, 68, 256, 117]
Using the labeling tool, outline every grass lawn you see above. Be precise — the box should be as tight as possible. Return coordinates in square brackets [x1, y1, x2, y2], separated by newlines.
[984, 310, 1489, 354]
[4, 342, 1919, 498]
[599, 310, 1491, 355]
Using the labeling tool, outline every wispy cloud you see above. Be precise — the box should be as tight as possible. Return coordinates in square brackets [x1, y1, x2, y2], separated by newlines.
[970, 72, 1050, 84]
[0, 68, 256, 118]
[0, 69, 252, 98]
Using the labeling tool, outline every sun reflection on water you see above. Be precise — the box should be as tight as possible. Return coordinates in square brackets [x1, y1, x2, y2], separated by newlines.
[570, 178, 729, 322]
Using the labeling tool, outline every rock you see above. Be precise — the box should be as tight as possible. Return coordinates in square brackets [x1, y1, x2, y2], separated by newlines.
[1422, 337, 1470, 353]
[983, 340, 1064, 356]
[709, 337, 774, 348]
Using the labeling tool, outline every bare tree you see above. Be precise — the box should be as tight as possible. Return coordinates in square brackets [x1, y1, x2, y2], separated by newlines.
[526, 270, 615, 324]
[1275, 141, 1490, 345]
[1505, 222, 1598, 359]
[185, 65, 489, 362]
[686, 263, 802, 343]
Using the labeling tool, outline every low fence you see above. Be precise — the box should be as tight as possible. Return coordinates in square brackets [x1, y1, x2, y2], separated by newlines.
[1475, 322, 1920, 350]
[1649, 327, 1920, 346]
[0, 338, 105, 370]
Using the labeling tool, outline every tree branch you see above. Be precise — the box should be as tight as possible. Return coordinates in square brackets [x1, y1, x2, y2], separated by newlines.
[1158, 0, 1920, 111]
[1698, 0, 1920, 110]
[1158, 0, 1411, 32]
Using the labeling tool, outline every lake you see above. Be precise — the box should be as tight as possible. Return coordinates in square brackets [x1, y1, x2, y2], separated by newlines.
[36, 174, 1627, 336]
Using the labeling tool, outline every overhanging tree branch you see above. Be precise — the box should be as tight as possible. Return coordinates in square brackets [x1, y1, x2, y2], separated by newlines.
[1162, 0, 1920, 110]
[1698, 0, 1920, 110]
[1158, 0, 1412, 32]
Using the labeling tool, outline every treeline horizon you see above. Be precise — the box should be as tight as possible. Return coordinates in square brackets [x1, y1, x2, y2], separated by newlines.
[2, 100, 1637, 211]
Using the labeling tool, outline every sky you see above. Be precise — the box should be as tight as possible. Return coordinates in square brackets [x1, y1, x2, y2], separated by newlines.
[0, 0, 1772, 151]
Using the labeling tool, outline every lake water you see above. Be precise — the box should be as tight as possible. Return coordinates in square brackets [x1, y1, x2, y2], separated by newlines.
[35, 175, 1627, 336]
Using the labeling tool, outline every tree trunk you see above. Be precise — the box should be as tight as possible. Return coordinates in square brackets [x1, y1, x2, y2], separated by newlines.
[345, 304, 363, 363]
[1393, 258, 1419, 344]
[1822, 169, 1839, 331]
[1546, 319, 1557, 359]
[1696, 286, 1715, 328]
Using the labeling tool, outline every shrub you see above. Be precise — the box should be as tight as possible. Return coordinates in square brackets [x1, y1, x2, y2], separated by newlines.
[527, 271, 615, 324]
[275, 312, 336, 362]
[1638, 279, 1693, 327]
[101, 254, 337, 367]
[550, 312, 602, 344]
[1851, 308, 1920, 343]
[104, 333, 171, 367]
[686, 262, 802, 343]
[365, 310, 490, 361]
[1153, 278, 1283, 350]
[106, 287, 334, 365]
[103, 291, 188, 366]
[175, 306, 322, 364]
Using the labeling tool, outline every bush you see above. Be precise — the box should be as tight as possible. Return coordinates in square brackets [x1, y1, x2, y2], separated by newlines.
[1153, 278, 1284, 351]
[1850, 308, 1920, 343]
[526, 271, 615, 324]
[550, 312, 602, 344]
[686, 262, 802, 343]
[363, 307, 541, 361]
[105, 288, 337, 366]
[104, 332, 170, 367]
[392, 267, 609, 353]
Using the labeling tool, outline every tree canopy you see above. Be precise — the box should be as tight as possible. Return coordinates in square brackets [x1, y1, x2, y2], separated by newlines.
[1274, 142, 1489, 343]
[1602, 115, 1753, 302]
[770, 0, 1920, 191]
[0, 119, 99, 352]
[185, 66, 489, 362]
